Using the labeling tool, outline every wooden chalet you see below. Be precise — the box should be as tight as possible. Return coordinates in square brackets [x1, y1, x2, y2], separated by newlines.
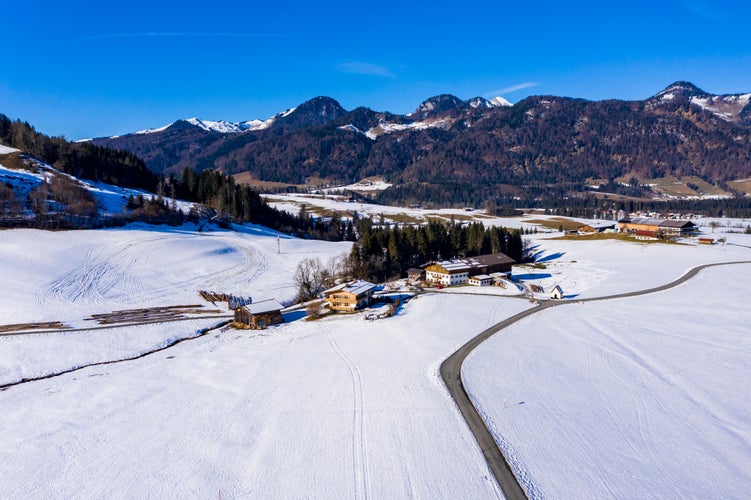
[323, 280, 377, 312]
[235, 299, 284, 329]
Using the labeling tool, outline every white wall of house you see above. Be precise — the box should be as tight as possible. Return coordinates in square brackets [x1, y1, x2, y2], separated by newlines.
[426, 270, 468, 286]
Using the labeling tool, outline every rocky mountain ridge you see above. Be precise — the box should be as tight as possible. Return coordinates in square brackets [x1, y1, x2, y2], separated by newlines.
[91, 82, 751, 201]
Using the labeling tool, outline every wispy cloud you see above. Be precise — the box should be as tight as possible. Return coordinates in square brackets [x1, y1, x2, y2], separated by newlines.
[79, 32, 284, 41]
[484, 82, 539, 97]
[336, 62, 396, 78]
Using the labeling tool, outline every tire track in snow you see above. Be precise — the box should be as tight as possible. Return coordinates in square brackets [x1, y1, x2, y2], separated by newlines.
[326, 328, 370, 500]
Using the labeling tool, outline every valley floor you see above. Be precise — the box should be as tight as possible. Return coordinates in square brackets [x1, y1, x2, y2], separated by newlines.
[1, 222, 750, 498]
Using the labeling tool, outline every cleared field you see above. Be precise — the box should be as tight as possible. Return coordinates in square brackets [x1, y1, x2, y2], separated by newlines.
[526, 217, 582, 231]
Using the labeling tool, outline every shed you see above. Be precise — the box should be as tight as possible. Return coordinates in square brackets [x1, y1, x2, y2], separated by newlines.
[235, 299, 284, 329]
[698, 237, 714, 245]
[407, 268, 426, 281]
[468, 274, 494, 286]
[550, 285, 564, 300]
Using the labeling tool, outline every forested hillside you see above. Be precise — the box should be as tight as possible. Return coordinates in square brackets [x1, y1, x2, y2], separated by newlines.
[91, 82, 751, 206]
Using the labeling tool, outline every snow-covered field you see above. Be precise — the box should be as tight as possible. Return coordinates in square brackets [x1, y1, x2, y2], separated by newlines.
[1, 217, 750, 498]
[464, 262, 751, 498]
[0, 223, 351, 328]
[1, 283, 529, 497]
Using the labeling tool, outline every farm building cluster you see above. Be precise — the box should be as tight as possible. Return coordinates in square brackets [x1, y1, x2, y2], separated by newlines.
[617, 217, 697, 239]
[423, 252, 515, 287]
[225, 215, 710, 329]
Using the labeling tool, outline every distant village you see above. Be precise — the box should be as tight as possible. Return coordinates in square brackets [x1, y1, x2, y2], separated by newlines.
[228, 214, 715, 330]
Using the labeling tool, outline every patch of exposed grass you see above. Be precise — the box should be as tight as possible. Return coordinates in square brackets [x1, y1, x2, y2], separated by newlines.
[526, 217, 582, 231]
[552, 232, 681, 245]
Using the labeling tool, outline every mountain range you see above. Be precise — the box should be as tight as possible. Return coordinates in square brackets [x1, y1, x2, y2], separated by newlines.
[91, 82, 751, 202]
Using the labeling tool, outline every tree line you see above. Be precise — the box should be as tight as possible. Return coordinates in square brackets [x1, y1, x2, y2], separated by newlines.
[0, 114, 157, 191]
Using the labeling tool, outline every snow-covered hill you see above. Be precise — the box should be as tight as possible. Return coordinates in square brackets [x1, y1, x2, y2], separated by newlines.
[0, 149, 191, 216]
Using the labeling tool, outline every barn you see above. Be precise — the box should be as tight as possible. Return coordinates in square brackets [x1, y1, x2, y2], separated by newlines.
[234, 299, 285, 329]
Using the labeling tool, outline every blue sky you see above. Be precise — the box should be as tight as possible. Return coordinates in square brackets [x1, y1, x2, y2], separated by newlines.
[2, 0, 750, 140]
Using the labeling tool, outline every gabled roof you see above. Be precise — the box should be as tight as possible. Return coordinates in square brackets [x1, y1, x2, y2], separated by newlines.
[241, 299, 284, 315]
[620, 217, 663, 226]
[430, 261, 471, 273]
[324, 279, 376, 297]
[470, 274, 493, 280]
[659, 219, 696, 228]
[469, 252, 516, 266]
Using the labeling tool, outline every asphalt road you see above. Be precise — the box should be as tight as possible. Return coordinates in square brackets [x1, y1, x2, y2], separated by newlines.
[440, 260, 751, 500]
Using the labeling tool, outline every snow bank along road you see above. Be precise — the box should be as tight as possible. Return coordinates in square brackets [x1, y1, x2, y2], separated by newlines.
[445, 259, 751, 499]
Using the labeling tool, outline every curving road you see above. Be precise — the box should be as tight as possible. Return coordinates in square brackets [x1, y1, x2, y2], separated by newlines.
[440, 260, 751, 500]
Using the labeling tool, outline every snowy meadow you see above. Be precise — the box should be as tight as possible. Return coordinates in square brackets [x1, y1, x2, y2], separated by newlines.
[1, 218, 750, 498]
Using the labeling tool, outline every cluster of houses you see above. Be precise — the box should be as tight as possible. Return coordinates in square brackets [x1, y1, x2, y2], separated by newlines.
[575, 217, 698, 239]
[233, 280, 379, 330]
[411, 252, 516, 288]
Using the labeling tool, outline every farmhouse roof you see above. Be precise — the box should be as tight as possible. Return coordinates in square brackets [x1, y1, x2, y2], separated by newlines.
[324, 279, 376, 296]
[659, 219, 696, 228]
[435, 260, 472, 272]
[471, 274, 493, 280]
[241, 299, 284, 315]
[468, 252, 516, 267]
[579, 222, 616, 230]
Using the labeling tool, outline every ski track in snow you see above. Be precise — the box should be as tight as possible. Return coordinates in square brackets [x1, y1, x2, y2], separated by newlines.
[326, 327, 371, 500]
[32, 233, 267, 309]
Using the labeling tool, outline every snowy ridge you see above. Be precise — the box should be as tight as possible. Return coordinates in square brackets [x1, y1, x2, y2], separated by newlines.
[135, 123, 173, 135]
[690, 93, 751, 122]
[0, 151, 193, 215]
[468, 96, 512, 109]
[364, 118, 452, 139]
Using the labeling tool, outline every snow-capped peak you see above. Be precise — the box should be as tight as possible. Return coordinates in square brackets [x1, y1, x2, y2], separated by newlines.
[185, 118, 245, 134]
[489, 96, 513, 107]
[467, 96, 514, 109]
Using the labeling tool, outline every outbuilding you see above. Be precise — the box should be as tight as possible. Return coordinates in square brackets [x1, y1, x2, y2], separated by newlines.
[468, 274, 494, 286]
[407, 268, 426, 281]
[235, 299, 285, 329]
[550, 285, 564, 300]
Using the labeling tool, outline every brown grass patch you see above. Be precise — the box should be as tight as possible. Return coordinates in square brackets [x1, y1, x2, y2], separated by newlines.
[526, 217, 582, 231]
[552, 232, 681, 245]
